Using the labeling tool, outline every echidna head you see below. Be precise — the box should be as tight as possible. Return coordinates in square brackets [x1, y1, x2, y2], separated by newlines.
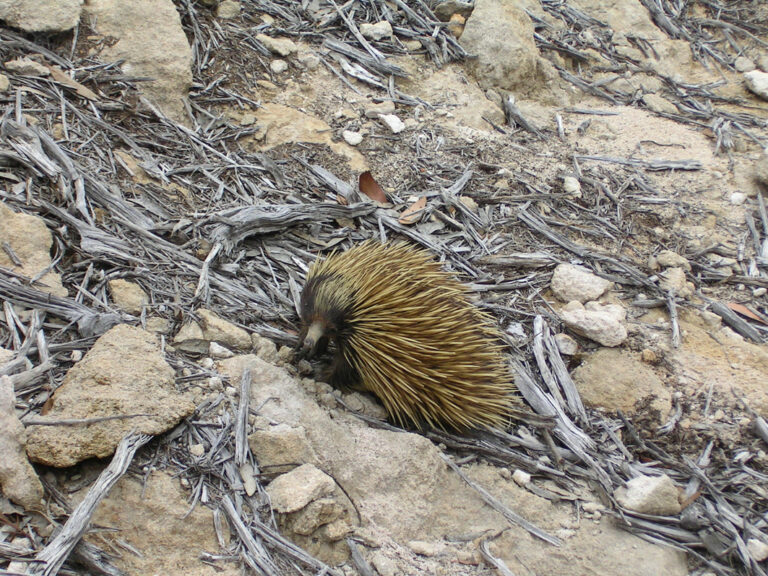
[299, 273, 354, 355]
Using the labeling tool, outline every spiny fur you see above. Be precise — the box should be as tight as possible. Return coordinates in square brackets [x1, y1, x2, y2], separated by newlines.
[299, 240, 516, 431]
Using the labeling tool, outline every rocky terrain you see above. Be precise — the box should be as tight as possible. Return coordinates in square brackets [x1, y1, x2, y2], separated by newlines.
[0, 0, 767, 575]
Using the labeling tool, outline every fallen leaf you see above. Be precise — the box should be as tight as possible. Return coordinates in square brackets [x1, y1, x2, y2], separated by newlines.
[727, 302, 768, 325]
[359, 171, 387, 203]
[399, 196, 427, 225]
[47, 66, 99, 101]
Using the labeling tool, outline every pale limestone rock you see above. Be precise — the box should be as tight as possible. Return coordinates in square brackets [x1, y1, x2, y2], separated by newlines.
[343, 130, 363, 146]
[734, 56, 755, 73]
[215, 0, 240, 18]
[249, 424, 318, 474]
[251, 334, 279, 364]
[290, 498, 346, 536]
[359, 21, 393, 41]
[512, 469, 531, 486]
[434, 0, 474, 21]
[108, 279, 148, 314]
[0, 0, 81, 32]
[615, 474, 681, 516]
[744, 70, 768, 100]
[85, 0, 193, 125]
[571, 348, 672, 419]
[0, 348, 14, 365]
[747, 539, 768, 562]
[4, 57, 49, 76]
[0, 202, 67, 297]
[0, 376, 43, 509]
[266, 463, 336, 513]
[270, 59, 288, 74]
[754, 148, 768, 187]
[655, 250, 691, 271]
[378, 113, 405, 134]
[563, 175, 581, 196]
[554, 333, 579, 355]
[559, 301, 627, 347]
[26, 325, 194, 467]
[240, 463, 257, 496]
[642, 93, 677, 115]
[459, 0, 539, 92]
[551, 264, 612, 303]
[409, 540, 441, 556]
[209, 341, 234, 359]
[0, 74, 9, 91]
[197, 308, 251, 350]
[256, 34, 298, 57]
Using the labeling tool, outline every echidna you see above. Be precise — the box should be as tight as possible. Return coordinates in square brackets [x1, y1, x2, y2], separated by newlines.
[298, 240, 516, 431]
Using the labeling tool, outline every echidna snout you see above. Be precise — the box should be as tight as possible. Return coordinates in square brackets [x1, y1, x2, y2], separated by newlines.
[299, 241, 517, 431]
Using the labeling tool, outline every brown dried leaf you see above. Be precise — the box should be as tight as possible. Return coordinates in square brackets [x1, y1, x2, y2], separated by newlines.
[47, 66, 99, 101]
[359, 171, 387, 203]
[399, 196, 427, 225]
[727, 302, 768, 325]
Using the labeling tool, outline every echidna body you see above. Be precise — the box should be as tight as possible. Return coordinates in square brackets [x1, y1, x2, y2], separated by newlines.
[299, 241, 516, 431]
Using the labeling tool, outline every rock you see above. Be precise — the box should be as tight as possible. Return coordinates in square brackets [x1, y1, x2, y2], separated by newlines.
[734, 56, 755, 73]
[0, 0, 81, 32]
[409, 540, 441, 556]
[0, 376, 44, 509]
[747, 538, 768, 562]
[364, 100, 396, 118]
[4, 57, 50, 76]
[551, 264, 612, 303]
[459, 0, 539, 92]
[26, 325, 194, 467]
[615, 474, 681, 516]
[434, 0, 474, 21]
[563, 176, 581, 196]
[512, 469, 531, 486]
[251, 334, 279, 364]
[343, 130, 363, 146]
[89, 472, 241, 576]
[655, 250, 691, 271]
[249, 423, 318, 474]
[209, 341, 234, 359]
[730, 191, 746, 205]
[359, 21, 393, 41]
[659, 267, 694, 298]
[0, 202, 67, 297]
[256, 34, 298, 57]
[270, 59, 288, 74]
[0, 74, 9, 91]
[297, 51, 321, 70]
[571, 348, 672, 418]
[744, 70, 768, 100]
[378, 114, 405, 134]
[642, 93, 677, 115]
[559, 301, 628, 347]
[290, 498, 347, 535]
[240, 463, 257, 496]
[754, 148, 768, 186]
[108, 279, 148, 314]
[266, 463, 336, 513]
[197, 309, 251, 350]
[0, 348, 13, 366]
[554, 333, 579, 355]
[215, 0, 240, 18]
[85, 0, 193, 125]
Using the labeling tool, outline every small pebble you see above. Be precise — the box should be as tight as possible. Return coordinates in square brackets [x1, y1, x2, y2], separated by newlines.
[343, 130, 363, 146]
[512, 469, 531, 486]
[753, 287, 767, 297]
[378, 114, 405, 134]
[730, 192, 746, 205]
[270, 59, 288, 74]
[189, 443, 205, 457]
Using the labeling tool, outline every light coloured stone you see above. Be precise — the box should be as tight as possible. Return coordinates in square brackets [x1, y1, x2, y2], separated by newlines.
[512, 469, 531, 486]
[434, 0, 474, 21]
[359, 21, 393, 41]
[378, 113, 405, 134]
[744, 70, 768, 100]
[0, 202, 67, 297]
[270, 59, 288, 74]
[551, 264, 612, 303]
[459, 0, 539, 92]
[642, 93, 677, 115]
[4, 57, 49, 76]
[216, 0, 240, 18]
[290, 498, 346, 535]
[26, 325, 194, 467]
[0, 0, 81, 32]
[266, 463, 336, 513]
[571, 348, 672, 418]
[256, 34, 298, 57]
[249, 423, 318, 474]
[615, 474, 681, 516]
[559, 301, 627, 347]
[0, 74, 10, 91]
[754, 148, 768, 186]
[554, 333, 579, 355]
[297, 51, 321, 70]
[409, 540, 441, 556]
[173, 321, 208, 354]
[108, 279, 148, 314]
[655, 250, 691, 271]
[189, 443, 205, 457]
[85, 0, 193, 125]
[197, 308, 251, 350]
[209, 341, 234, 359]
[343, 130, 363, 146]
[659, 267, 694, 298]
[730, 192, 746, 205]
[240, 463, 257, 496]
[365, 100, 396, 118]
[563, 176, 581, 196]
[747, 539, 768, 562]
[0, 376, 44, 509]
[734, 56, 755, 73]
